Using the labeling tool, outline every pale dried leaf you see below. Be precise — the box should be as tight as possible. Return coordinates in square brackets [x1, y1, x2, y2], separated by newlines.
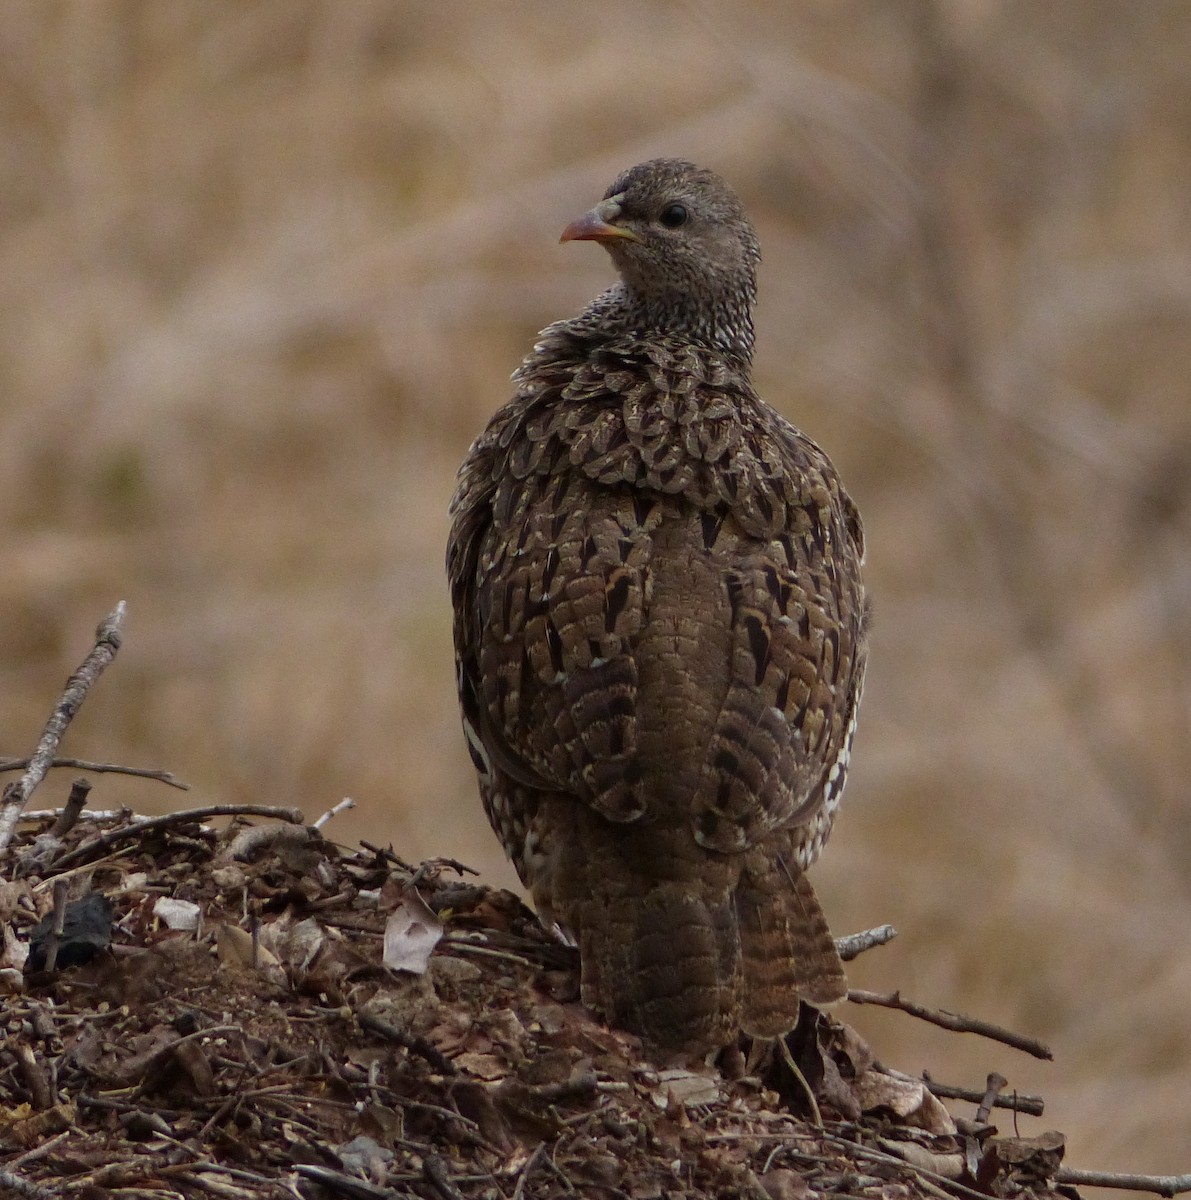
[878, 1137, 964, 1179]
[337, 1133, 393, 1177]
[853, 1070, 956, 1134]
[651, 1068, 721, 1109]
[2, 924, 28, 973]
[215, 922, 284, 984]
[262, 914, 326, 972]
[382, 887, 444, 974]
[760, 1168, 814, 1200]
[153, 896, 201, 930]
[454, 1051, 508, 1080]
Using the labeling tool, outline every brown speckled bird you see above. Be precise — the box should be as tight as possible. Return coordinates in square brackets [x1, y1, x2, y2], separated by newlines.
[448, 159, 868, 1055]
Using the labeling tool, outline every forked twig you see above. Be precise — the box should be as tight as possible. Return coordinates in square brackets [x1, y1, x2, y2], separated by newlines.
[847, 989, 1053, 1060]
[0, 603, 126, 856]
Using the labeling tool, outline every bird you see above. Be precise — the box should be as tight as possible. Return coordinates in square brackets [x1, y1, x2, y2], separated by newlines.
[447, 158, 869, 1055]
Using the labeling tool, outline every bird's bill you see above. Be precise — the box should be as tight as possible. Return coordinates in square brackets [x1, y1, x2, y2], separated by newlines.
[560, 197, 640, 244]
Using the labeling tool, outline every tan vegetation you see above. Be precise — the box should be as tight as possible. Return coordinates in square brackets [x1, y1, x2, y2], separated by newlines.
[2, 0, 1188, 1174]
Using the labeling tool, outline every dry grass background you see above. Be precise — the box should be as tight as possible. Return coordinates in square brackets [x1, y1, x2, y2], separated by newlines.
[2, 0, 1189, 1174]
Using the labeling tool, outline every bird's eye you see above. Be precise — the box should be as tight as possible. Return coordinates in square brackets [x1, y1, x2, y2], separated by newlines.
[659, 203, 688, 229]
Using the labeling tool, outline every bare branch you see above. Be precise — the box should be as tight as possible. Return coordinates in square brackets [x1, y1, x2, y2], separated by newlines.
[313, 796, 356, 830]
[49, 779, 92, 839]
[0, 602, 127, 856]
[0, 756, 188, 790]
[41, 878, 71, 974]
[847, 989, 1053, 1061]
[1055, 1169, 1191, 1197]
[0, 1168, 57, 1198]
[975, 1072, 1007, 1124]
[836, 924, 898, 961]
[920, 1073, 1044, 1117]
[21, 808, 132, 826]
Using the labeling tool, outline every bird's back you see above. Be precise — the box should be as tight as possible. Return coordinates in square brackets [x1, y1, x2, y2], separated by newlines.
[449, 321, 867, 1052]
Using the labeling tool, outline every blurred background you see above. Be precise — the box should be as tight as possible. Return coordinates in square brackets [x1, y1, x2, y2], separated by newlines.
[2, 0, 1188, 1172]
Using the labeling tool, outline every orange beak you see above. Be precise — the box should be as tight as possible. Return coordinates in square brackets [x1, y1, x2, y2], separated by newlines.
[560, 197, 640, 244]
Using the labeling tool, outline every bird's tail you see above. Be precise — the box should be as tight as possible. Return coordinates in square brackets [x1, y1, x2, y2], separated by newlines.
[574, 862, 844, 1053]
[579, 880, 742, 1054]
[543, 800, 844, 1053]
[734, 857, 847, 1037]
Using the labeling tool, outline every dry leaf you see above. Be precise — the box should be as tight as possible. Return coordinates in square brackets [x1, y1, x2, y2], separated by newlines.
[454, 1051, 508, 1079]
[879, 1136, 964, 1179]
[153, 896, 201, 930]
[760, 1168, 814, 1200]
[852, 1069, 956, 1134]
[984, 1131, 1066, 1183]
[651, 1068, 721, 1109]
[215, 922, 284, 984]
[382, 887, 444, 974]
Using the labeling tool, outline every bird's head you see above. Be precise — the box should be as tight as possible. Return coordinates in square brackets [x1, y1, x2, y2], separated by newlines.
[561, 158, 760, 361]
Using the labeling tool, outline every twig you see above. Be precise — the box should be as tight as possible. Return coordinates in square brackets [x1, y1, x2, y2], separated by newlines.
[3, 1129, 70, 1170]
[441, 937, 537, 969]
[313, 796, 355, 830]
[0, 1168, 56, 1198]
[1054, 1169, 1191, 1197]
[847, 989, 1053, 1060]
[777, 1033, 823, 1126]
[49, 778, 92, 838]
[41, 879, 70, 975]
[48, 804, 306, 871]
[975, 1072, 1007, 1124]
[0, 756, 188, 790]
[512, 1142, 549, 1200]
[355, 1010, 457, 1076]
[539, 1146, 576, 1195]
[14, 1043, 53, 1111]
[359, 840, 418, 872]
[292, 1164, 390, 1199]
[423, 1154, 466, 1200]
[921, 1073, 1044, 1117]
[836, 924, 898, 961]
[151, 1139, 293, 1196]
[20, 808, 132, 826]
[0, 602, 126, 856]
[823, 1132, 993, 1200]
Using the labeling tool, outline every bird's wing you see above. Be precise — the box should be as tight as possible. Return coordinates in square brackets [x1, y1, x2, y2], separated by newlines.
[686, 420, 869, 854]
[448, 399, 651, 823]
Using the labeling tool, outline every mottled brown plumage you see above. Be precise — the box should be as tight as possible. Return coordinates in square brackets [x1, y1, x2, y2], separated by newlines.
[448, 159, 869, 1054]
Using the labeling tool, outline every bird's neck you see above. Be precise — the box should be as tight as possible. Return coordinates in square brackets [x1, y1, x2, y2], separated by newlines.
[570, 284, 756, 367]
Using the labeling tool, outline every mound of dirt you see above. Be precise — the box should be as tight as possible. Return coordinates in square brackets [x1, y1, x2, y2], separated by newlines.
[0, 802, 1072, 1200]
